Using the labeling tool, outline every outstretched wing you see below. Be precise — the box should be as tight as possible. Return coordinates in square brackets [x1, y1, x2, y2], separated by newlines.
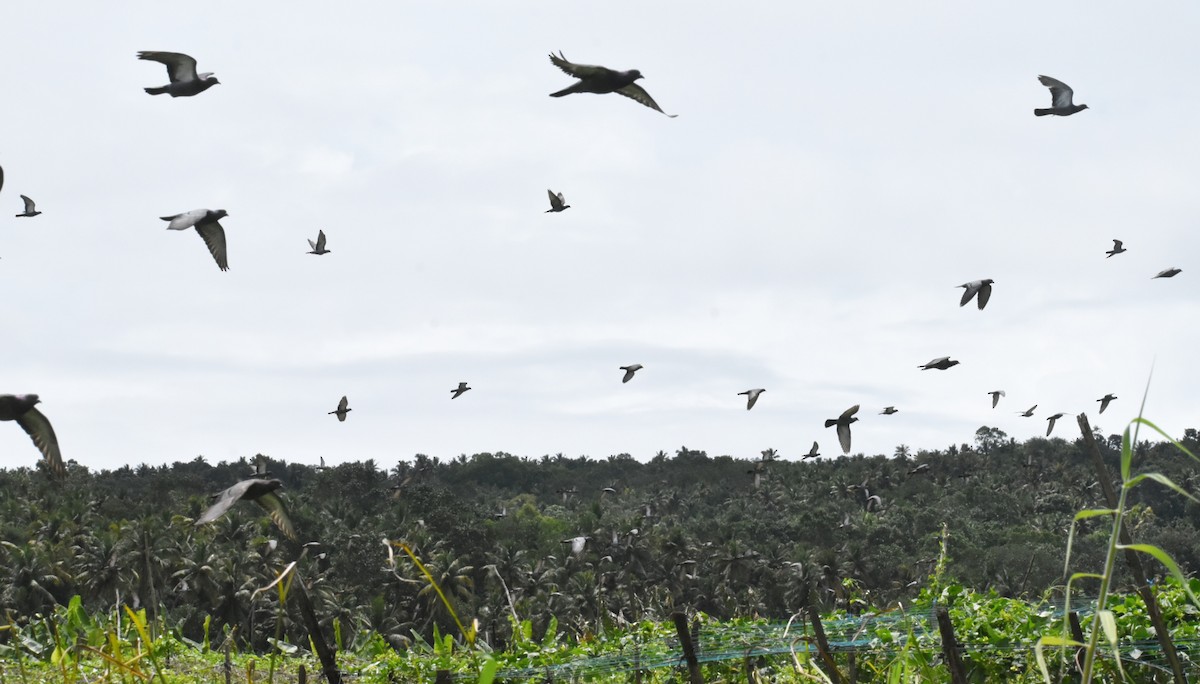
[19, 195, 35, 213]
[194, 220, 229, 271]
[615, 83, 677, 117]
[315, 230, 326, 250]
[138, 51, 200, 83]
[976, 282, 992, 309]
[1038, 75, 1075, 108]
[255, 491, 297, 540]
[841, 404, 860, 421]
[16, 407, 65, 477]
[162, 208, 209, 230]
[196, 480, 254, 526]
[549, 52, 612, 79]
[837, 422, 852, 454]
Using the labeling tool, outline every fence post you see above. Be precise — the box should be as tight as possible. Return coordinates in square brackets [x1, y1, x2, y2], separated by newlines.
[672, 611, 704, 684]
[1068, 611, 1086, 679]
[807, 607, 846, 684]
[935, 606, 967, 684]
[292, 573, 343, 684]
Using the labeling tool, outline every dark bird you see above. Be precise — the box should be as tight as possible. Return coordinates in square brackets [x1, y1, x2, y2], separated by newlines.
[738, 388, 765, 410]
[329, 395, 350, 421]
[548, 52, 677, 117]
[252, 453, 272, 477]
[1106, 240, 1126, 258]
[1018, 405, 1037, 417]
[802, 441, 820, 460]
[1045, 412, 1066, 436]
[880, 406, 898, 415]
[161, 209, 229, 271]
[919, 357, 960, 371]
[908, 463, 930, 476]
[958, 279, 994, 310]
[988, 390, 1006, 408]
[15, 195, 41, 218]
[619, 364, 643, 383]
[0, 394, 65, 477]
[315, 456, 327, 470]
[545, 190, 570, 213]
[451, 382, 471, 399]
[1034, 75, 1088, 117]
[1153, 268, 1182, 279]
[195, 478, 295, 540]
[138, 51, 220, 97]
[825, 405, 860, 455]
[1097, 393, 1117, 414]
[307, 230, 330, 255]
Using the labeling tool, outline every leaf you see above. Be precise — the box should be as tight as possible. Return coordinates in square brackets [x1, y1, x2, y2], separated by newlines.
[1117, 543, 1200, 607]
[476, 658, 499, 684]
[1073, 508, 1117, 521]
[1126, 473, 1200, 504]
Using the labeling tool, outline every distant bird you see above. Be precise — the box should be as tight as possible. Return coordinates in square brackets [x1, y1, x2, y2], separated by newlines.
[1045, 412, 1066, 436]
[493, 506, 507, 520]
[545, 190, 570, 213]
[15, 195, 41, 218]
[908, 463, 930, 476]
[315, 456, 327, 471]
[329, 396, 351, 421]
[1097, 393, 1117, 414]
[880, 406, 898, 415]
[919, 357, 960, 371]
[451, 382, 471, 399]
[1106, 240, 1126, 258]
[548, 52, 677, 117]
[1018, 405, 1037, 417]
[161, 209, 229, 271]
[619, 364, 643, 383]
[0, 394, 65, 477]
[307, 230, 330, 255]
[0, 165, 4, 195]
[562, 536, 589, 556]
[252, 453, 272, 477]
[601, 486, 617, 496]
[988, 391, 1006, 409]
[1034, 75, 1088, 117]
[957, 279, 994, 310]
[802, 442, 820, 460]
[825, 405, 860, 455]
[138, 51, 220, 97]
[738, 388, 766, 410]
[195, 478, 295, 540]
[1153, 268, 1182, 279]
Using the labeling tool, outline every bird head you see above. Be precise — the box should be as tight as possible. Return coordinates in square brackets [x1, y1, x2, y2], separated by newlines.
[630, 70, 644, 81]
[212, 209, 229, 220]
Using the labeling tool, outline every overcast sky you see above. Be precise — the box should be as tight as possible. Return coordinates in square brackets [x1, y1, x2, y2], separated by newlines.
[2, 2, 1197, 471]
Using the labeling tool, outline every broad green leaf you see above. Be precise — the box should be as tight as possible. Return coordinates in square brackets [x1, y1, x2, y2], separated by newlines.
[1126, 473, 1200, 504]
[1117, 543, 1200, 607]
[1073, 508, 1117, 521]
[476, 658, 499, 684]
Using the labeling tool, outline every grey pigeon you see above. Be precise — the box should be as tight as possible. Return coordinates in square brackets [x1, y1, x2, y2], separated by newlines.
[825, 405, 860, 455]
[252, 453, 272, 477]
[451, 382, 471, 399]
[195, 478, 296, 540]
[1034, 75, 1088, 117]
[1106, 240, 1125, 258]
[548, 52, 677, 117]
[1097, 393, 1117, 414]
[738, 388, 765, 410]
[1045, 412, 1066, 436]
[562, 535, 589, 556]
[138, 51, 220, 97]
[15, 195, 41, 218]
[329, 395, 350, 421]
[958, 279, 994, 309]
[161, 209, 229, 271]
[307, 230, 330, 255]
[0, 394, 65, 477]
[1018, 404, 1037, 417]
[908, 463, 930, 476]
[802, 441, 820, 460]
[880, 406, 898, 415]
[989, 390, 1006, 408]
[546, 190, 570, 213]
[919, 356, 960, 371]
[619, 364, 643, 383]
[1153, 267, 1182, 279]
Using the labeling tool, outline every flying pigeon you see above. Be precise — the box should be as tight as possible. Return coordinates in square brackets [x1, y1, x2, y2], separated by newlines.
[1153, 268, 1182, 279]
[919, 357, 960, 371]
[988, 390, 1006, 408]
[908, 463, 930, 476]
[548, 52, 677, 117]
[880, 406, 898, 415]
[0, 394, 65, 477]
[1097, 393, 1117, 414]
[1106, 240, 1126, 258]
[738, 388, 766, 410]
[138, 51, 220, 97]
[958, 279, 994, 310]
[329, 395, 350, 421]
[619, 364, 643, 383]
[1045, 412, 1066, 436]
[15, 195, 41, 218]
[802, 441, 820, 460]
[1034, 75, 1088, 117]
[307, 230, 330, 255]
[252, 453, 272, 477]
[825, 405, 860, 455]
[451, 382, 471, 399]
[195, 478, 296, 540]
[546, 190, 570, 213]
[562, 536, 589, 556]
[161, 209, 229, 271]
[1018, 405, 1037, 417]
[315, 456, 327, 470]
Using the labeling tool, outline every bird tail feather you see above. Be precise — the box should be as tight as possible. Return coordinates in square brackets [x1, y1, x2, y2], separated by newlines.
[145, 86, 168, 96]
[1033, 108, 1053, 116]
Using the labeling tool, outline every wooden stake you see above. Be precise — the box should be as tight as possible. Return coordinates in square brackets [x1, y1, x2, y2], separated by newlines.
[672, 611, 704, 684]
[935, 606, 967, 684]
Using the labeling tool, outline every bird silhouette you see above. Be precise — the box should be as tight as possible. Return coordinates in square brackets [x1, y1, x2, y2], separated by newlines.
[825, 405, 860, 454]
[195, 478, 295, 540]
[307, 229, 330, 255]
[161, 209, 229, 271]
[548, 52, 676, 117]
[138, 51, 220, 97]
[1097, 394, 1117, 414]
[1106, 240, 1126, 258]
[1153, 268, 1182, 279]
[619, 364, 643, 383]
[1018, 405, 1037, 417]
[919, 357, 960, 371]
[329, 396, 351, 421]
[738, 388, 766, 410]
[15, 195, 41, 218]
[801, 442, 820, 460]
[880, 406, 898, 415]
[1045, 412, 1066, 436]
[546, 190, 570, 213]
[1034, 75, 1088, 116]
[957, 279, 994, 309]
[0, 394, 65, 477]
[451, 382, 471, 399]
[988, 391, 1006, 408]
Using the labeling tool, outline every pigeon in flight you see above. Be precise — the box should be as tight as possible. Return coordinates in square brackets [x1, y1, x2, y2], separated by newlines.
[738, 388, 766, 410]
[1045, 412, 1066, 436]
[329, 395, 351, 421]
[195, 478, 296, 540]
[562, 535, 589, 556]
[1106, 240, 1126, 258]
[0, 394, 65, 477]
[958, 279, 994, 310]
[546, 190, 570, 213]
[619, 364, 643, 383]
[988, 391, 1006, 409]
[451, 382, 471, 399]
[1034, 75, 1088, 117]
[1153, 268, 1182, 279]
[548, 52, 677, 117]
[307, 230, 330, 255]
[252, 453, 272, 478]
[1018, 405, 1037, 417]
[161, 209, 229, 271]
[802, 442, 820, 460]
[919, 357, 960, 371]
[908, 463, 930, 476]
[825, 405, 860, 455]
[138, 51, 220, 97]
[15, 195, 41, 218]
[1097, 393, 1117, 414]
[880, 406, 898, 415]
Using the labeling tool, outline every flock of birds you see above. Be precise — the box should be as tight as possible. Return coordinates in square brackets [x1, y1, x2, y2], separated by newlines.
[0, 53, 1187, 543]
